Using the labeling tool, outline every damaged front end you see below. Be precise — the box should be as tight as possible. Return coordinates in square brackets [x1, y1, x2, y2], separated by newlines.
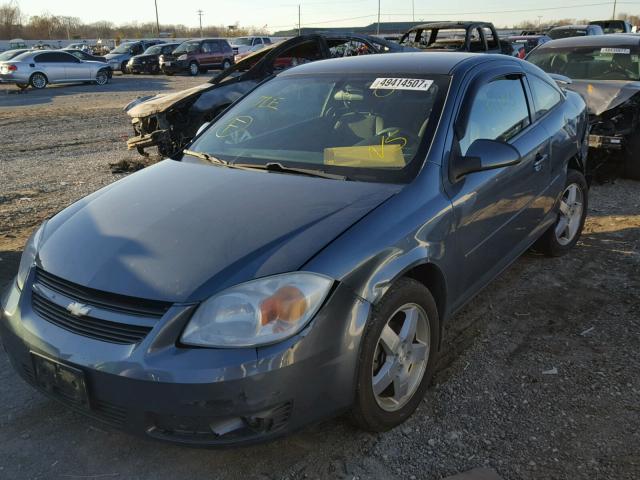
[568, 80, 640, 178]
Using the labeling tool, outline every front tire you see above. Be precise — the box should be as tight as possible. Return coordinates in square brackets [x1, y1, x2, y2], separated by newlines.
[352, 278, 439, 432]
[29, 72, 48, 89]
[95, 69, 109, 85]
[535, 169, 588, 257]
[222, 59, 232, 70]
[121, 62, 128, 74]
[189, 61, 199, 76]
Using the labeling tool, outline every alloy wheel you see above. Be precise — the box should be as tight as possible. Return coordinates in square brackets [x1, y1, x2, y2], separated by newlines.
[96, 71, 108, 85]
[555, 183, 584, 246]
[31, 73, 47, 89]
[371, 303, 430, 412]
[190, 62, 199, 76]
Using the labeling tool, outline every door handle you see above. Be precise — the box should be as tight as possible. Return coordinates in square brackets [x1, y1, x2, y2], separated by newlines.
[533, 153, 548, 172]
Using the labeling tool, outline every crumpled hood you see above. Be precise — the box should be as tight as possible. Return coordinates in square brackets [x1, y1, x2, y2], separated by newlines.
[38, 160, 400, 303]
[126, 83, 213, 117]
[568, 80, 640, 116]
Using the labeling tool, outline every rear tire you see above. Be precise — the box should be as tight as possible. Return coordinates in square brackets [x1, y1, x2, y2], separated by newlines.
[16, 83, 28, 90]
[535, 169, 588, 257]
[29, 72, 47, 89]
[351, 278, 439, 432]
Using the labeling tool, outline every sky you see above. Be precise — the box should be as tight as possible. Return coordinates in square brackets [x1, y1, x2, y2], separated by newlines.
[15, 0, 638, 30]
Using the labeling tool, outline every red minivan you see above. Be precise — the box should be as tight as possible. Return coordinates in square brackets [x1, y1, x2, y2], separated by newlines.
[160, 38, 234, 76]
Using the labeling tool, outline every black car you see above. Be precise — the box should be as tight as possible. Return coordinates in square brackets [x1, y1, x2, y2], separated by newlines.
[126, 34, 418, 156]
[527, 34, 640, 179]
[127, 43, 181, 74]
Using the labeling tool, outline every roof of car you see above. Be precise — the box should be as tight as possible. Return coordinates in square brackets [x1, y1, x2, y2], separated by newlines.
[507, 35, 548, 40]
[280, 52, 511, 76]
[550, 25, 591, 30]
[408, 21, 492, 30]
[538, 34, 640, 48]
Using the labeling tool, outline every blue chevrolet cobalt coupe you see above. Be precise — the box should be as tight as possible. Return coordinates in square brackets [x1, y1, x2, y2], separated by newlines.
[1, 53, 589, 446]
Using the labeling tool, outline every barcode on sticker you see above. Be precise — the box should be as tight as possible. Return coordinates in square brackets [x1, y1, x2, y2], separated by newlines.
[601, 48, 630, 54]
[370, 78, 433, 91]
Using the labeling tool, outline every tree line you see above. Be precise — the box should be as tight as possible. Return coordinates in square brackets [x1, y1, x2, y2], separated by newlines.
[0, 1, 267, 40]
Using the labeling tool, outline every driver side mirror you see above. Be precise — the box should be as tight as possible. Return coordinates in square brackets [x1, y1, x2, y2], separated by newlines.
[451, 138, 521, 181]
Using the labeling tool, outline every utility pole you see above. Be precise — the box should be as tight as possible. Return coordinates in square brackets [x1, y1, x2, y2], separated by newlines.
[612, 0, 617, 19]
[154, 0, 160, 36]
[412, 0, 415, 22]
[377, 0, 381, 35]
[298, 4, 301, 36]
[537, 16, 542, 27]
[197, 9, 204, 38]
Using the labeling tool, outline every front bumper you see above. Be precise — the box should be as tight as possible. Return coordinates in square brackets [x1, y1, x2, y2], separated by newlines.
[128, 62, 159, 74]
[0, 275, 369, 446]
[160, 60, 188, 74]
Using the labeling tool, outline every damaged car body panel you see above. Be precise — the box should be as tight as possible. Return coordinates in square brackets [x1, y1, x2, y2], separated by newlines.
[527, 34, 640, 178]
[125, 34, 417, 157]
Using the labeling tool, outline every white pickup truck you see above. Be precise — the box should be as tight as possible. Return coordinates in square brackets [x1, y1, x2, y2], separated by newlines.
[230, 36, 272, 56]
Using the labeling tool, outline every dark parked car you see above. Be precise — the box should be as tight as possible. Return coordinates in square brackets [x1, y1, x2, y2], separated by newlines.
[1, 53, 589, 446]
[399, 21, 512, 54]
[127, 43, 181, 74]
[527, 34, 640, 178]
[548, 24, 604, 40]
[159, 38, 234, 76]
[126, 33, 418, 156]
[105, 40, 164, 73]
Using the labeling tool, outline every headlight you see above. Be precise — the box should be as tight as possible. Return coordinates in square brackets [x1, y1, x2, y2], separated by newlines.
[177, 54, 187, 61]
[181, 272, 333, 348]
[16, 222, 46, 290]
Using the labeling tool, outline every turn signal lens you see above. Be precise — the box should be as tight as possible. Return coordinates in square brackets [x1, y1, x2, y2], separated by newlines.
[260, 286, 307, 325]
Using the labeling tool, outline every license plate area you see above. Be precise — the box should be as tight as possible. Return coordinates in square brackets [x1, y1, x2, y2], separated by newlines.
[31, 352, 89, 409]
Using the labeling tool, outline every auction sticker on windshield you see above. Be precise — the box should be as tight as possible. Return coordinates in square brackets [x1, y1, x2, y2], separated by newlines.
[370, 78, 434, 91]
[600, 48, 631, 54]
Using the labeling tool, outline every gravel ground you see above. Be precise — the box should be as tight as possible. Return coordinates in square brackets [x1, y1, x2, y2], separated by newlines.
[0, 74, 639, 480]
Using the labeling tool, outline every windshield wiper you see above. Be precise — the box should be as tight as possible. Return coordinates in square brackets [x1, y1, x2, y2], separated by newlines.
[234, 161, 347, 180]
[182, 149, 229, 166]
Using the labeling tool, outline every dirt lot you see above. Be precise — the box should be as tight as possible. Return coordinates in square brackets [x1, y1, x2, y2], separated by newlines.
[0, 75, 639, 480]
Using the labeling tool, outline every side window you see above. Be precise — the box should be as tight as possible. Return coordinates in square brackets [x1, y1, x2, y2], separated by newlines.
[254, 38, 262, 45]
[528, 75, 562, 117]
[458, 76, 531, 155]
[35, 53, 55, 63]
[201, 42, 211, 53]
[273, 40, 323, 72]
[482, 27, 497, 49]
[162, 45, 174, 54]
[210, 41, 222, 53]
[57, 52, 79, 63]
[468, 28, 485, 52]
[263, 38, 272, 44]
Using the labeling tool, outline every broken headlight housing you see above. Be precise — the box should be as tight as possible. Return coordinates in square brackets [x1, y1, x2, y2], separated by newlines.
[16, 222, 46, 291]
[181, 272, 333, 348]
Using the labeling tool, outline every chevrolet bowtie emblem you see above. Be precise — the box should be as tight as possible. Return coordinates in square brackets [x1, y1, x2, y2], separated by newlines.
[66, 302, 91, 317]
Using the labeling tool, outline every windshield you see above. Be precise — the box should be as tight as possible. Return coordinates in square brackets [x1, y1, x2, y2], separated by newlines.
[174, 41, 200, 54]
[528, 45, 640, 81]
[548, 28, 587, 39]
[189, 73, 449, 183]
[234, 37, 252, 46]
[144, 45, 163, 55]
[112, 43, 135, 54]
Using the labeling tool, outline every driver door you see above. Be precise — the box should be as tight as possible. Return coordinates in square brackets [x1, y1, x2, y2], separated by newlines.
[447, 69, 551, 300]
